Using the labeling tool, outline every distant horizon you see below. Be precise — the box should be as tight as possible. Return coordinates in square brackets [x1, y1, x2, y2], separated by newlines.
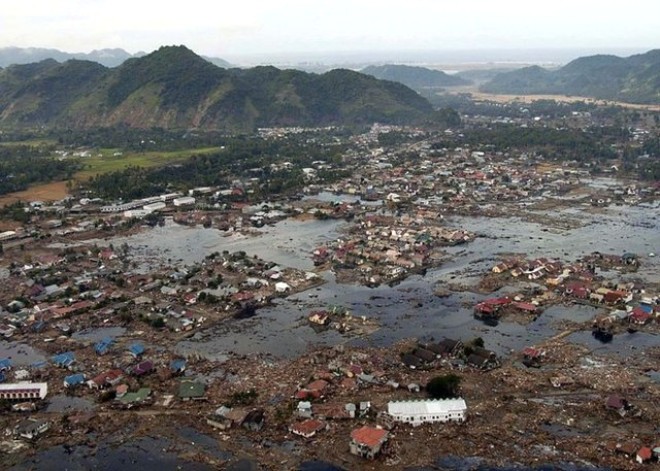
[3, 1, 659, 65]
[0, 44, 656, 69]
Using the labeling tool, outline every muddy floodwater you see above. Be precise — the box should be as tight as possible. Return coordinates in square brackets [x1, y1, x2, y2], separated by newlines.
[114, 217, 345, 272]
[105, 203, 659, 360]
[0, 342, 47, 366]
[45, 395, 96, 413]
[71, 326, 127, 342]
[10, 435, 224, 471]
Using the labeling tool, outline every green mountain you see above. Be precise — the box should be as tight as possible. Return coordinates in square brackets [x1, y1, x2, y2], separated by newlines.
[362, 64, 470, 91]
[481, 49, 660, 104]
[0, 46, 438, 131]
[0, 46, 232, 69]
[455, 68, 517, 85]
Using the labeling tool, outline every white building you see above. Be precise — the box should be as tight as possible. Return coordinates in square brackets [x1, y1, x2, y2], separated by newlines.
[143, 202, 166, 212]
[275, 282, 291, 293]
[387, 398, 467, 426]
[0, 230, 17, 242]
[173, 196, 196, 207]
[123, 209, 151, 219]
[0, 382, 49, 401]
[159, 192, 181, 202]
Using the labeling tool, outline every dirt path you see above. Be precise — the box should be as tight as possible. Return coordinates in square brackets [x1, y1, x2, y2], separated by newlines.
[0, 181, 70, 206]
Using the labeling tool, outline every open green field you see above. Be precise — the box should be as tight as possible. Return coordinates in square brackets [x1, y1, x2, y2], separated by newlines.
[74, 146, 223, 180]
[0, 139, 58, 147]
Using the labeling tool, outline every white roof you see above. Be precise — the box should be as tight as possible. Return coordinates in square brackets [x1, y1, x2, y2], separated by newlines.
[388, 398, 466, 416]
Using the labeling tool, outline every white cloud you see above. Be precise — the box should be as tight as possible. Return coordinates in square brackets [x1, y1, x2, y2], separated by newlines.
[0, 0, 657, 57]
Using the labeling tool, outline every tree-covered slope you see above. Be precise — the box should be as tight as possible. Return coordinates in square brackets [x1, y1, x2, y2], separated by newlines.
[481, 49, 660, 104]
[0, 46, 441, 130]
[362, 64, 470, 90]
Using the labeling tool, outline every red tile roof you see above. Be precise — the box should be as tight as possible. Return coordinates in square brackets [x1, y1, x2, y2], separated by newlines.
[637, 447, 652, 461]
[290, 419, 326, 436]
[307, 379, 329, 392]
[351, 426, 388, 448]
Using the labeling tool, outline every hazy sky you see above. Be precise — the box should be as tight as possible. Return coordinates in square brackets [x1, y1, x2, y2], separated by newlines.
[2, 0, 658, 60]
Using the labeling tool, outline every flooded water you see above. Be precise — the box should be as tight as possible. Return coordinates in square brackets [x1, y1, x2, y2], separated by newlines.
[305, 191, 382, 207]
[430, 455, 610, 471]
[106, 203, 659, 360]
[112, 217, 346, 271]
[72, 327, 127, 342]
[0, 342, 47, 366]
[567, 330, 659, 355]
[443, 204, 659, 283]
[45, 395, 96, 413]
[299, 462, 346, 471]
[9, 436, 219, 471]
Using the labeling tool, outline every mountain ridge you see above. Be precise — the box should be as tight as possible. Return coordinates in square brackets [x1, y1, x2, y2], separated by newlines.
[0, 46, 443, 131]
[481, 49, 660, 104]
[362, 64, 470, 91]
[0, 46, 232, 69]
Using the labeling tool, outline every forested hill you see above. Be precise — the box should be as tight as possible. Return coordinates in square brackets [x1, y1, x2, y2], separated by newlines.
[362, 64, 470, 90]
[0, 46, 233, 69]
[481, 49, 660, 104]
[0, 46, 443, 131]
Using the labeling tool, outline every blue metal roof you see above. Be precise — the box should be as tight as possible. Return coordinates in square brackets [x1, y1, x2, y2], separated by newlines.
[128, 343, 145, 356]
[95, 337, 114, 354]
[64, 373, 85, 386]
[52, 351, 76, 367]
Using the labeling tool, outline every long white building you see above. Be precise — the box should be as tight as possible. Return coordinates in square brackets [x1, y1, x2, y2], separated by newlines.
[387, 398, 467, 426]
[0, 382, 48, 400]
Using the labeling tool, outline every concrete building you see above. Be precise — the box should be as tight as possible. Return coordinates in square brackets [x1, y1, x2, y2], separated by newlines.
[349, 426, 388, 459]
[387, 398, 467, 426]
[143, 202, 166, 212]
[173, 196, 196, 207]
[0, 382, 48, 400]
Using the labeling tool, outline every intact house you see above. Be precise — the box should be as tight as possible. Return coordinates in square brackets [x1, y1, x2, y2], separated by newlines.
[349, 426, 389, 459]
[87, 370, 123, 390]
[132, 360, 154, 377]
[51, 352, 76, 369]
[289, 419, 328, 438]
[64, 374, 86, 389]
[387, 398, 467, 426]
[178, 380, 206, 401]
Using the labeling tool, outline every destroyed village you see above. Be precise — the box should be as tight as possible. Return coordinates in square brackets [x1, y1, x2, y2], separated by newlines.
[0, 45, 659, 471]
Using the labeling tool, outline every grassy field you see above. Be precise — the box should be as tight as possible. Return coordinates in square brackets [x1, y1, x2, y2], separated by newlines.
[0, 139, 58, 147]
[0, 146, 223, 206]
[74, 146, 223, 179]
[445, 86, 660, 111]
